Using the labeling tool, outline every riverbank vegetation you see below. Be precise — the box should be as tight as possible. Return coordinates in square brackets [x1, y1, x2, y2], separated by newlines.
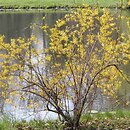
[1, 111, 130, 130]
[0, 0, 129, 9]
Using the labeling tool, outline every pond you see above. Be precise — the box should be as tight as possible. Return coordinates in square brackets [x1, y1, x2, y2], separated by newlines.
[0, 9, 130, 120]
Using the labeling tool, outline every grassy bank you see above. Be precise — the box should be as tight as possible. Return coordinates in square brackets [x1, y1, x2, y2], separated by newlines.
[0, 0, 83, 8]
[1, 110, 130, 130]
[0, 0, 129, 9]
[80, 110, 130, 129]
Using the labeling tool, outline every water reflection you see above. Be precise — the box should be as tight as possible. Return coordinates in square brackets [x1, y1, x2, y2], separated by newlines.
[0, 9, 130, 120]
[0, 12, 66, 42]
[0, 11, 67, 120]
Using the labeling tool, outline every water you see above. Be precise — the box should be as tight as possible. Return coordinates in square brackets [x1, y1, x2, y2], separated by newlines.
[0, 11, 67, 120]
[0, 11, 67, 41]
[0, 9, 130, 120]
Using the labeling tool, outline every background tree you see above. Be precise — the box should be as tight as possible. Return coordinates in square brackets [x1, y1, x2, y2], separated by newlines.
[0, 6, 130, 130]
[128, 0, 130, 6]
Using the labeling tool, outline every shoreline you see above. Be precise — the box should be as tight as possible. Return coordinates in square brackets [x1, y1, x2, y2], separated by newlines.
[0, 0, 129, 11]
[0, 5, 129, 12]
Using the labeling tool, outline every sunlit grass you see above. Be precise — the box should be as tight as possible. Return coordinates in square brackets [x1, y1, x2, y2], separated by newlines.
[87, 0, 128, 7]
[0, 0, 128, 8]
[0, 0, 83, 7]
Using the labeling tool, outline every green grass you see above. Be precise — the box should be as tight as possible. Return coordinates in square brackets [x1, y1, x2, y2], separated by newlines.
[80, 110, 130, 121]
[80, 110, 130, 129]
[0, 0, 84, 8]
[0, 111, 130, 130]
[86, 0, 128, 7]
[0, 115, 16, 130]
[0, 0, 128, 9]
